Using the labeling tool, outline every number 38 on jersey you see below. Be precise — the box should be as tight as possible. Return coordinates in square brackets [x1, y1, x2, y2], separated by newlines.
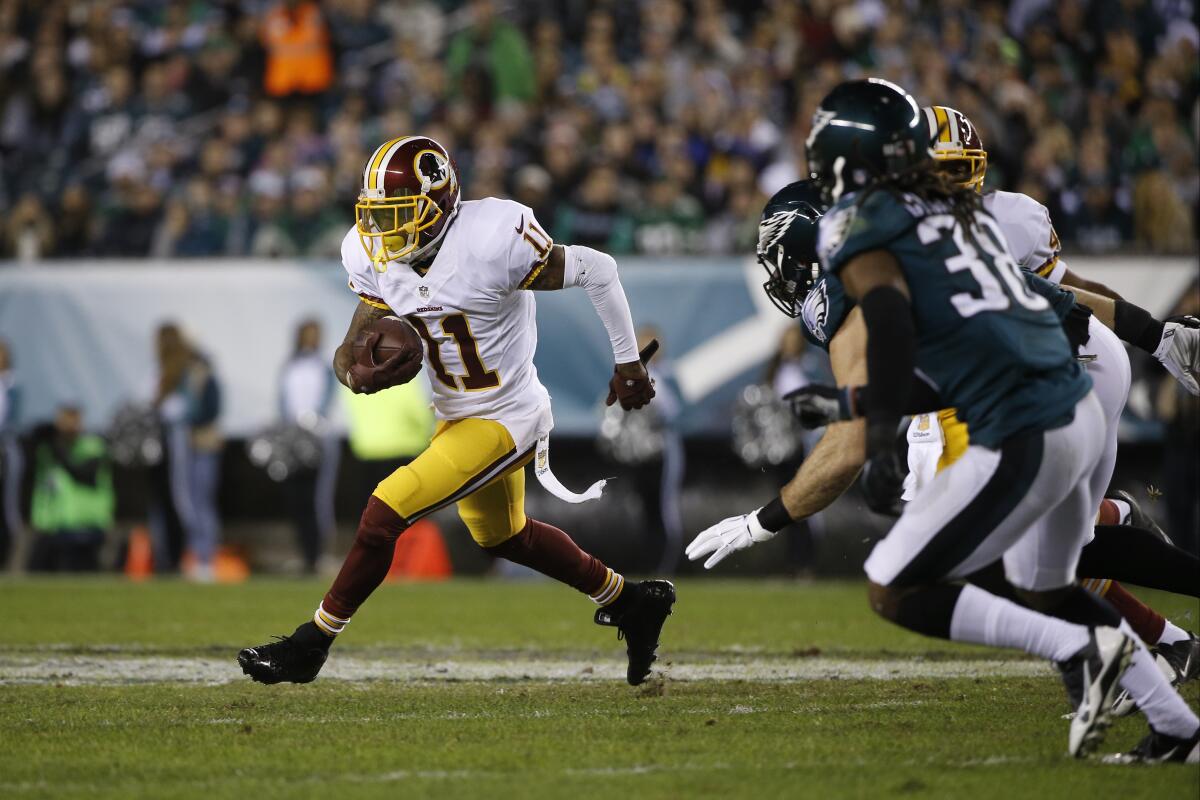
[917, 213, 1049, 318]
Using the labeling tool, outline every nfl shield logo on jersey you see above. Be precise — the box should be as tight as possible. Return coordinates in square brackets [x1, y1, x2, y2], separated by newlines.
[419, 286, 430, 300]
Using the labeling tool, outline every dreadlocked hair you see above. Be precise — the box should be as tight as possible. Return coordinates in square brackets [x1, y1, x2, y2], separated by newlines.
[855, 158, 982, 234]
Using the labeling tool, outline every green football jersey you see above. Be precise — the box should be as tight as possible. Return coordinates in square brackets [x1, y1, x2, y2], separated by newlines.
[800, 265, 1079, 353]
[818, 189, 1091, 448]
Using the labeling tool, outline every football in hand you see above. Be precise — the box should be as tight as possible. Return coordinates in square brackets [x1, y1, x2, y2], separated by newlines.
[352, 316, 422, 366]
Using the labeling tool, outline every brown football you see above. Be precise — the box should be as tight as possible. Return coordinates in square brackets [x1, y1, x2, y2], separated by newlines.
[352, 316, 423, 365]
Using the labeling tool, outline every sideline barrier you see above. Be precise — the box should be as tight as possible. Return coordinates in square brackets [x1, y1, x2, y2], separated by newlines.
[1, 257, 1194, 437]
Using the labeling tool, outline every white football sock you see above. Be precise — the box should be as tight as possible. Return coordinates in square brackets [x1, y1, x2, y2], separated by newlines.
[1158, 621, 1191, 646]
[949, 584, 1090, 662]
[1117, 620, 1200, 739]
[1109, 498, 1132, 525]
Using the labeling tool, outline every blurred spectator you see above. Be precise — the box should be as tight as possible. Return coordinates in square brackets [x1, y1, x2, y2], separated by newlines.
[28, 406, 114, 573]
[261, 1, 334, 98]
[3, 194, 53, 261]
[446, 0, 535, 108]
[634, 178, 704, 256]
[0, 0, 1195, 260]
[0, 339, 21, 569]
[552, 165, 635, 253]
[153, 323, 223, 580]
[153, 178, 232, 258]
[277, 318, 339, 573]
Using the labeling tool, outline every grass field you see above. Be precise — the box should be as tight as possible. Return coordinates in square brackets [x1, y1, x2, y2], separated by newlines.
[1, 578, 1196, 799]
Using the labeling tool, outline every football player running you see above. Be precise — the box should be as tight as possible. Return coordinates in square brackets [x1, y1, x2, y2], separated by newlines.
[911, 106, 1200, 717]
[697, 174, 1200, 740]
[239, 136, 674, 687]
[691, 80, 1199, 761]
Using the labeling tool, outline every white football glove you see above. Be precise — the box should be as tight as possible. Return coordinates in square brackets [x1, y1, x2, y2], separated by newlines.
[1154, 317, 1200, 396]
[685, 509, 777, 570]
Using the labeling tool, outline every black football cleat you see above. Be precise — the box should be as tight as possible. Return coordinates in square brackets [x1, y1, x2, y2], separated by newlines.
[1057, 626, 1134, 758]
[1103, 727, 1200, 764]
[1157, 632, 1200, 685]
[1106, 489, 1172, 544]
[595, 580, 676, 686]
[238, 622, 331, 685]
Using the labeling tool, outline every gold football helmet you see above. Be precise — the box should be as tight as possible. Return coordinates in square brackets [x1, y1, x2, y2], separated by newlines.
[922, 105, 987, 192]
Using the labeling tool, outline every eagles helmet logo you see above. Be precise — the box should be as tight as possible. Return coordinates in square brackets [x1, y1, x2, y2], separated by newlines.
[758, 210, 799, 256]
[801, 279, 830, 343]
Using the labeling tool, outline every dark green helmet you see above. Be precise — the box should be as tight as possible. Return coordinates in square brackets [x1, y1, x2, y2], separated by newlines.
[757, 179, 826, 318]
[805, 78, 930, 204]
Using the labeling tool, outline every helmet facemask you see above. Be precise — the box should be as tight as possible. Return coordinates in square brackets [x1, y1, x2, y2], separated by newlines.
[756, 198, 823, 318]
[356, 188, 443, 269]
[931, 146, 987, 192]
[758, 244, 818, 318]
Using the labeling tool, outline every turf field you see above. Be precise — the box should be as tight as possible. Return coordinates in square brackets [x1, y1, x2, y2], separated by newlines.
[1, 578, 1196, 799]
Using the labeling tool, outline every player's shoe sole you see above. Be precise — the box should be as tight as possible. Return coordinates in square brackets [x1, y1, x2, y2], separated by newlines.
[1067, 626, 1135, 758]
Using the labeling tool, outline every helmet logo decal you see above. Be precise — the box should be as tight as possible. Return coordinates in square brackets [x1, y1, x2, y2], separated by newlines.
[806, 108, 837, 150]
[801, 279, 830, 343]
[414, 149, 450, 192]
[758, 210, 798, 253]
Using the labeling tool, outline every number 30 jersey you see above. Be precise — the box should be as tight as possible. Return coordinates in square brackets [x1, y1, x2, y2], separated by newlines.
[818, 190, 1091, 448]
[341, 197, 554, 444]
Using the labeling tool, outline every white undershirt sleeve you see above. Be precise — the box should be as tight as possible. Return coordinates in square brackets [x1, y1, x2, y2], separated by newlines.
[562, 244, 640, 364]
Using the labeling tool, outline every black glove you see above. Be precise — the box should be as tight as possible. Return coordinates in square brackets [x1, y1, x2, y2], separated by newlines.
[784, 384, 858, 429]
[1063, 303, 1093, 354]
[861, 421, 905, 516]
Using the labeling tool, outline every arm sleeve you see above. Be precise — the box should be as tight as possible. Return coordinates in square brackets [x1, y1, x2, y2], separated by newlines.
[859, 286, 916, 430]
[562, 244, 640, 364]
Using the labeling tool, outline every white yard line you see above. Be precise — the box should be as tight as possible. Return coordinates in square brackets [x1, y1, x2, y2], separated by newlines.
[0, 653, 1051, 686]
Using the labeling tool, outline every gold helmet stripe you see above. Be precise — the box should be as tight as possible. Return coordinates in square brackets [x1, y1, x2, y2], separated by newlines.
[364, 136, 405, 191]
[933, 106, 953, 143]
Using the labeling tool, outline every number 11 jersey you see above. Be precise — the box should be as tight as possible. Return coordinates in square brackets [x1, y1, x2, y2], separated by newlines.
[341, 197, 554, 443]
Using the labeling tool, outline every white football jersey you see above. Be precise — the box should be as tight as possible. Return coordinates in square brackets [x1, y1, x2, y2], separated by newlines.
[341, 198, 555, 449]
[983, 190, 1064, 284]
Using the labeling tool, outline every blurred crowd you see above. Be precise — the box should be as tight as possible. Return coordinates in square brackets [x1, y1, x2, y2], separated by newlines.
[0, 0, 1197, 262]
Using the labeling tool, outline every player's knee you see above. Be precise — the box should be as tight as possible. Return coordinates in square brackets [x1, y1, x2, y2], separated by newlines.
[469, 516, 526, 550]
[480, 517, 531, 555]
[356, 496, 408, 549]
[867, 581, 902, 622]
[870, 581, 961, 638]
